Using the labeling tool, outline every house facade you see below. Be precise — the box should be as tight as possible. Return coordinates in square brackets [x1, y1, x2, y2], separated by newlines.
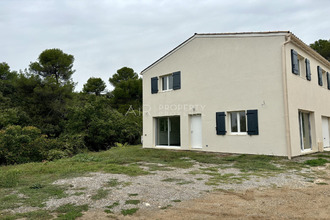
[141, 31, 330, 158]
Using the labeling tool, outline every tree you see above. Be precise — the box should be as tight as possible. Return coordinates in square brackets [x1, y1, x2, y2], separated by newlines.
[29, 48, 75, 83]
[109, 67, 142, 114]
[109, 67, 138, 87]
[310, 39, 330, 61]
[83, 77, 106, 95]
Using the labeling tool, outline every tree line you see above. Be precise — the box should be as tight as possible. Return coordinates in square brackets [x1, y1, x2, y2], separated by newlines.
[0, 49, 142, 165]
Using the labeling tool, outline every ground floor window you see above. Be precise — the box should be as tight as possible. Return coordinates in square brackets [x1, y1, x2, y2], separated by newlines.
[156, 116, 180, 146]
[299, 111, 312, 150]
[230, 111, 247, 134]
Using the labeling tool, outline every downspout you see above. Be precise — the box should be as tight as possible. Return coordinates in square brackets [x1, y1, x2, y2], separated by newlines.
[282, 35, 292, 159]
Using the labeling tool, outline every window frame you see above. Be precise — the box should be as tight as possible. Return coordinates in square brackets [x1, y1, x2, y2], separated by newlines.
[229, 111, 247, 135]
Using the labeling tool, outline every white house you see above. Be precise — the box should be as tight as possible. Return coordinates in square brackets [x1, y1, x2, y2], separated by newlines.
[140, 31, 330, 158]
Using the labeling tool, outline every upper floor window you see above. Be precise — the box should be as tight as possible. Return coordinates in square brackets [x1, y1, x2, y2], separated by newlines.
[162, 75, 173, 91]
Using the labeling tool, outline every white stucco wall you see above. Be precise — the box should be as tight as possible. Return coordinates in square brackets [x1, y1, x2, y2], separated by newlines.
[285, 42, 330, 157]
[142, 33, 289, 156]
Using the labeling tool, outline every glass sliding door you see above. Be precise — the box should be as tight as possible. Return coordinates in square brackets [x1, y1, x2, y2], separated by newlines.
[156, 116, 180, 147]
[299, 111, 312, 150]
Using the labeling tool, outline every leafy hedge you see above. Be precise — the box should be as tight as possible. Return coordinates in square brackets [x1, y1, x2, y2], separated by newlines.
[0, 126, 86, 165]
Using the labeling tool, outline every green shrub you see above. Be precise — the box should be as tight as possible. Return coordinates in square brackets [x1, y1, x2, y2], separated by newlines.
[45, 149, 67, 161]
[0, 125, 46, 164]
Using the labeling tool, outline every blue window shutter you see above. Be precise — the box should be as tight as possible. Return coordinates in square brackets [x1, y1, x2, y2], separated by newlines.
[327, 72, 330, 90]
[318, 66, 323, 86]
[172, 71, 181, 90]
[216, 112, 226, 135]
[247, 110, 259, 135]
[291, 49, 299, 75]
[151, 77, 158, 94]
[305, 59, 311, 81]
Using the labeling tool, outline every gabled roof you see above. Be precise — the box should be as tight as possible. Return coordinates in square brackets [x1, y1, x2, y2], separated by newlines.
[140, 31, 330, 75]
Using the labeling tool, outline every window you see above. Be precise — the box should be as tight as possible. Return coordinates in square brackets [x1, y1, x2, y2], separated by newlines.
[230, 111, 247, 134]
[299, 111, 312, 150]
[156, 116, 180, 146]
[161, 75, 173, 91]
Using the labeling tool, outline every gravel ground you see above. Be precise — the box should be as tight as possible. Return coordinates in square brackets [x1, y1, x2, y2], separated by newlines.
[41, 161, 313, 215]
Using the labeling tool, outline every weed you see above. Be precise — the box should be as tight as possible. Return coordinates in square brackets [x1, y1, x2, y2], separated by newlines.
[125, 199, 140, 205]
[121, 208, 139, 216]
[91, 189, 109, 200]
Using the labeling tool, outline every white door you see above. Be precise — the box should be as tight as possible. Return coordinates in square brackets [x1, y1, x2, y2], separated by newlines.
[190, 115, 202, 149]
[322, 117, 330, 148]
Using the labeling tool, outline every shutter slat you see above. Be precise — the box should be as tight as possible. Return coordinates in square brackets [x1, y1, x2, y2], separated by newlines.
[291, 49, 299, 75]
[151, 77, 158, 94]
[305, 59, 311, 81]
[216, 112, 226, 135]
[247, 110, 259, 135]
[172, 71, 181, 90]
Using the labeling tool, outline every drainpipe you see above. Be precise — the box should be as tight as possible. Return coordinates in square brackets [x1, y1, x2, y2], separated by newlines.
[282, 34, 292, 159]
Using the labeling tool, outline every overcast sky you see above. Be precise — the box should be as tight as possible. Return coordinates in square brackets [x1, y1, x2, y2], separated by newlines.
[1, 0, 329, 91]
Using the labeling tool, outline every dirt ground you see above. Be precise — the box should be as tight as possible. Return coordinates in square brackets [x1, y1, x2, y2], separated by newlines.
[79, 184, 330, 220]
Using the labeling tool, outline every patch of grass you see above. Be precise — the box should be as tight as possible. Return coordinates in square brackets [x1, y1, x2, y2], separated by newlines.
[72, 192, 84, 196]
[121, 208, 139, 216]
[125, 199, 140, 205]
[0, 194, 21, 210]
[18, 210, 53, 220]
[176, 180, 194, 185]
[196, 178, 204, 181]
[316, 182, 328, 185]
[55, 203, 88, 220]
[106, 201, 120, 209]
[0, 169, 20, 188]
[172, 199, 181, 203]
[91, 189, 110, 200]
[160, 204, 172, 210]
[304, 158, 328, 167]
[128, 193, 138, 197]
[145, 164, 173, 171]
[103, 164, 149, 176]
[107, 178, 120, 187]
[232, 155, 282, 173]
[162, 178, 185, 182]
[162, 178, 193, 185]
[104, 209, 113, 214]
[19, 184, 67, 208]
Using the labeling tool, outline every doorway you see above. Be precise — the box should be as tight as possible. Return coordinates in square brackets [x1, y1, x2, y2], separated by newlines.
[322, 117, 330, 148]
[190, 115, 202, 149]
[155, 116, 180, 147]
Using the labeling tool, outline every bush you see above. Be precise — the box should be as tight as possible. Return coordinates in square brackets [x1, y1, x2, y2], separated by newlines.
[0, 125, 46, 164]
